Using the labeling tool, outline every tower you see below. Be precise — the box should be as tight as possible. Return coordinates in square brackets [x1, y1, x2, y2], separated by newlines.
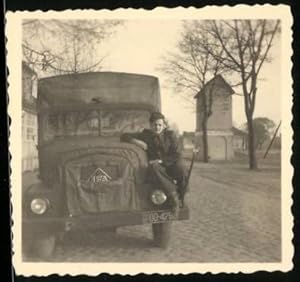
[194, 75, 234, 161]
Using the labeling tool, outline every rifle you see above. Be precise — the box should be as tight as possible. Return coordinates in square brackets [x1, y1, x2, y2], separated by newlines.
[180, 149, 197, 206]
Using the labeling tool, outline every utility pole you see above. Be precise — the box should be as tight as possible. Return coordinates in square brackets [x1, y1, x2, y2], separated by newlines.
[263, 121, 281, 159]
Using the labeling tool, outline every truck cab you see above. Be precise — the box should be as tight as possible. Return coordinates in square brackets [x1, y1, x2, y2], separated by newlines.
[22, 72, 189, 259]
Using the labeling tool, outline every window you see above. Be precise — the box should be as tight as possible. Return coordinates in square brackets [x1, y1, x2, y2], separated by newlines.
[22, 70, 37, 100]
[24, 113, 37, 142]
[31, 76, 37, 98]
[27, 114, 35, 127]
[26, 127, 35, 141]
[43, 110, 150, 141]
[22, 75, 32, 100]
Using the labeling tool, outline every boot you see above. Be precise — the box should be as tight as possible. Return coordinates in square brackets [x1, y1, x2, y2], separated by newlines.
[170, 191, 180, 218]
[178, 191, 185, 208]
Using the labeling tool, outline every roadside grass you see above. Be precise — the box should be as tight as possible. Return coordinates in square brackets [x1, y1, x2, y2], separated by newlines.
[183, 149, 280, 169]
[186, 149, 281, 196]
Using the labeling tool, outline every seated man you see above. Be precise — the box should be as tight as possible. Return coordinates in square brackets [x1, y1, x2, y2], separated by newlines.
[120, 112, 187, 214]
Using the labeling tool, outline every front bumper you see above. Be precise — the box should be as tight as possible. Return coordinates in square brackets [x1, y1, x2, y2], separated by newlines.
[22, 206, 189, 234]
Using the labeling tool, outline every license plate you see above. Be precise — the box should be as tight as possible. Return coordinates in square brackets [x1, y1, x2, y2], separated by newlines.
[142, 210, 177, 224]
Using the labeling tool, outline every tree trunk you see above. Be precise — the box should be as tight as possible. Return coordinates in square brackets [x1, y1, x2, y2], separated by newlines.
[201, 93, 209, 163]
[202, 116, 209, 163]
[247, 117, 258, 169]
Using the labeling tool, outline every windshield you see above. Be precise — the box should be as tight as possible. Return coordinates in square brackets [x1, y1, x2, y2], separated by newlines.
[42, 110, 150, 142]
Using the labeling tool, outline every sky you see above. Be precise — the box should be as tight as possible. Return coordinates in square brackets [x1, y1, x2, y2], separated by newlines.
[58, 19, 280, 133]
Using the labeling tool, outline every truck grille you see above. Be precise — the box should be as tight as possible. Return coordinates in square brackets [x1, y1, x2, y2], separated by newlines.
[64, 154, 138, 215]
[80, 163, 119, 183]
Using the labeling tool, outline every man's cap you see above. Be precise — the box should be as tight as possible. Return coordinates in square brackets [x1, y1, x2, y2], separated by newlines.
[149, 112, 165, 123]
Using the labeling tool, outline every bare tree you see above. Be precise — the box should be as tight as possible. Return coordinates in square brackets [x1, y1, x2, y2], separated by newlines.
[200, 20, 280, 169]
[160, 21, 226, 162]
[22, 19, 123, 76]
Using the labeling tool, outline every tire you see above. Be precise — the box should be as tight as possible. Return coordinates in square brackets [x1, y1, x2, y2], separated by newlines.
[33, 234, 56, 260]
[152, 222, 172, 248]
[22, 232, 34, 259]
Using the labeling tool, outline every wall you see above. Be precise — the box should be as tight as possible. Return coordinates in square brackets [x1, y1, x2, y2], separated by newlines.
[182, 136, 195, 150]
[233, 135, 247, 151]
[195, 77, 234, 161]
[22, 111, 38, 171]
[196, 86, 232, 132]
[22, 64, 39, 172]
[195, 133, 234, 161]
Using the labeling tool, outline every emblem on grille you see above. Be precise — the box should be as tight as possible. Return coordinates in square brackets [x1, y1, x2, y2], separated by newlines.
[87, 168, 112, 183]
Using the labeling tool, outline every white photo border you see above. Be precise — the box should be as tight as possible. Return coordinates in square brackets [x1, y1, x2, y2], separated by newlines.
[6, 4, 294, 276]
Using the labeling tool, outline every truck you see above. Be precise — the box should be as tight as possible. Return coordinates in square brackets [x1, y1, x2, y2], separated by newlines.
[22, 72, 189, 259]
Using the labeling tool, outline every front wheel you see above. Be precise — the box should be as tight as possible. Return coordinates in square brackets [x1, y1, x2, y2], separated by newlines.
[32, 234, 56, 260]
[152, 222, 172, 248]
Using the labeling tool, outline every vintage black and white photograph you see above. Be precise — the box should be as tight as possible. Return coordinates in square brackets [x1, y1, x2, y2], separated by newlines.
[7, 5, 293, 275]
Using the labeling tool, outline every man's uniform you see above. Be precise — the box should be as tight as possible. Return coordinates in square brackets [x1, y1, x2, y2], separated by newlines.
[121, 129, 187, 201]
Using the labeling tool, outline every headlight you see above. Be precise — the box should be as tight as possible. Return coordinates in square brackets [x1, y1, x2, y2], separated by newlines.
[30, 198, 49, 215]
[151, 190, 167, 205]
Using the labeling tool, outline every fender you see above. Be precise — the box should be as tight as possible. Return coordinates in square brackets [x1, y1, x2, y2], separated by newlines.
[23, 181, 65, 218]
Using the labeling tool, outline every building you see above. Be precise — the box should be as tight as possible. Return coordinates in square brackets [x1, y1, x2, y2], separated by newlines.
[194, 75, 234, 161]
[181, 131, 195, 159]
[232, 126, 248, 151]
[182, 131, 195, 150]
[22, 62, 39, 171]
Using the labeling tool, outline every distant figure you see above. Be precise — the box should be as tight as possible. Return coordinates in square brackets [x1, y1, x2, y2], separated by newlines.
[120, 112, 187, 214]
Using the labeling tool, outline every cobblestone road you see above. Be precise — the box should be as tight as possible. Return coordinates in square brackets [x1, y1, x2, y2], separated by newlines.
[24, 160, 281, 262]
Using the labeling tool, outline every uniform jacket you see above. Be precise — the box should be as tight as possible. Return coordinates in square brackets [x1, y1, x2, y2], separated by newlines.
[120, 129, 182, 166]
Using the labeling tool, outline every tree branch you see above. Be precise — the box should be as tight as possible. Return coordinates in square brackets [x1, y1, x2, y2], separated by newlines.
[212, 20, 242, 68]
[256, 20, 280, 75]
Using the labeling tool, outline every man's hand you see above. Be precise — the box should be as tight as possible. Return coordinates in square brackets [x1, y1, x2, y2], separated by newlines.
[149, 159, 162, 165]
[130, 138, 148, 151]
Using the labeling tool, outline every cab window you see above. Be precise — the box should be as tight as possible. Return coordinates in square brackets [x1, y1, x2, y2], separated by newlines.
[42, 110, 150, 142]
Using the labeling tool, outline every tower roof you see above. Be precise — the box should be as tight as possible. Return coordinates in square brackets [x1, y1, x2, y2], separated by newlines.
[194, 74, 234, 99]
